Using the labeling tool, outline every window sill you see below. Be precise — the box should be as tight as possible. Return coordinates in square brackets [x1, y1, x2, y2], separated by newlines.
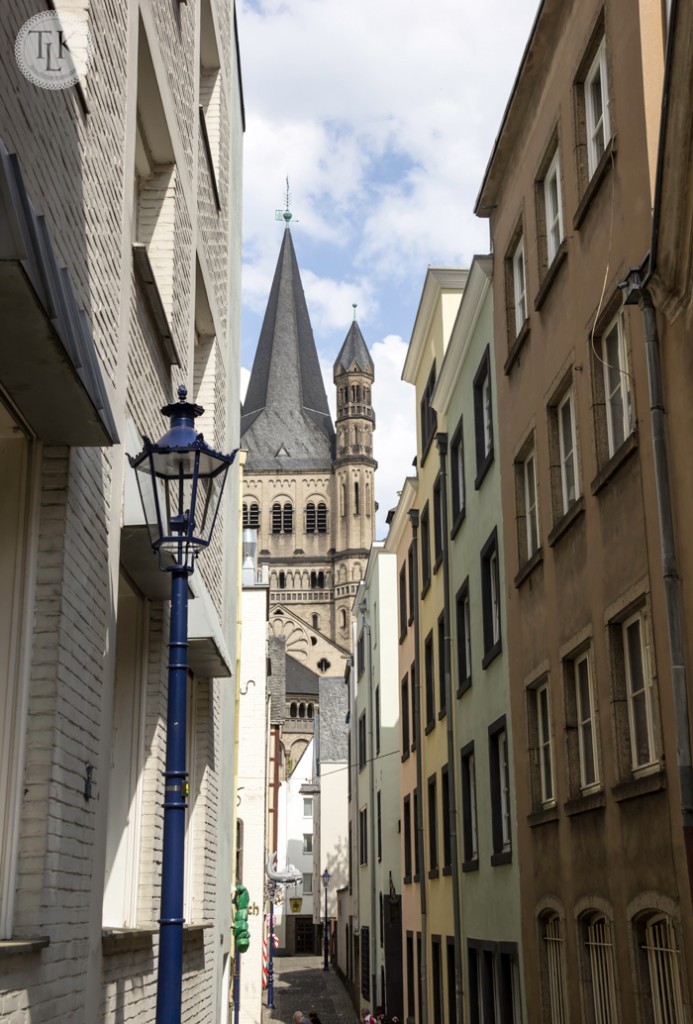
[413, 874, 420, 884]
[404, 874, 412, 885]
[573, 136, 617, 231]
[425, 719, 436, 736]
[462, 858, 479, 873]
[428, 868, 440, 880]
[401, 749, 410, 763]
[102, 926, 157, 954]
[528, 806, 559, 827]
[132, 243, 180, 366]
[399, 630, 407, 646]
[612, 768, 666, 803]
[482, 640, 502, 670]
[504, 319, 530, 376]
[456, 677, 472, 699]
[490, 850, 512, 867]
[591, 432, 638, 496]
[421, 579, 431, 600]
[474, 449, 495, 490]
[438, 707, 447, 721]
[433, 553, 443, 575]
[564, 790, 606, 817]
[534, 243, 568, 312]
[548, 496, 585, 547]
[0, 937, 50, 955]
[442, 865, 452, 877]
[450, 507, 465, 539]
[408, 614, 414, 627]
[514, 547, 543, 588]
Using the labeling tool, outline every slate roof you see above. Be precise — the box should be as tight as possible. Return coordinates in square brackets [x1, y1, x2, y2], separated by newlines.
[241, 227, 335, 470]
[333, 320, 374, 379]
[285, 654, 320, 697]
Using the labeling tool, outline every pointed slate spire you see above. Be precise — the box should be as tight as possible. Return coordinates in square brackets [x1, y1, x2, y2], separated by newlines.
[333, 315, 374, 379]
[241, 228, 335, 469]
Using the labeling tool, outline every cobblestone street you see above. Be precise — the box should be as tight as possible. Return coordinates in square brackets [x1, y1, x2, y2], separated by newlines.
[262, 956, 356, 1024]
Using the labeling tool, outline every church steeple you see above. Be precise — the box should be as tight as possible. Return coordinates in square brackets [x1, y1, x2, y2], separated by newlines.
[241, 227, 335, 469]
[333, 315, 375, 462]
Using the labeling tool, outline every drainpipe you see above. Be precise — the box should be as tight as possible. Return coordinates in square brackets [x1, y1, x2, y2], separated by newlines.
[621, 264, 693, 905]
[436, 434, 464, 1022]
[359, 605, 379, 1012]
[408, 509, 428, 1024]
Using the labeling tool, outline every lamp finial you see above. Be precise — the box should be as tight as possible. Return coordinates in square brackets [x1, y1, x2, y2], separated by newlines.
[178, 385, 188, 402]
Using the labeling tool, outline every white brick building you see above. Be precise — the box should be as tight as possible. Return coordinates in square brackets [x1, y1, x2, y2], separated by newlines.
[0, 1, 244, 1021]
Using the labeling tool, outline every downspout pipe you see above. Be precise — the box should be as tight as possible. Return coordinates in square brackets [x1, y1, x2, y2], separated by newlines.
[436, 434, 464, 1023]
[408, 509, 428, 1024]
[621, 264, 693, 904]
[359, 608, 378, 1011]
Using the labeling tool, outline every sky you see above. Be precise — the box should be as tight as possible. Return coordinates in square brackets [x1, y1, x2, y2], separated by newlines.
[236, 0, 540, 538]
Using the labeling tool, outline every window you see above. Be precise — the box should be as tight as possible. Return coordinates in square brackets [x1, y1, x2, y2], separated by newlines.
[421, 502, 431, 593]
[541, 913, 568, 1024]
[473, 347, 494, 487]
[433, 475, 443, 568]
[310, 570, 325, 589]
[582, 912, 619, 1024]
[516, 444, 540, 563]
[438, 613, 446, 717]
[407, 543, 415, 622]
[427, 773, 438, 874]
[585, 39, 611, 177]
[420, 362, 438, 461]
[302, 872, 313, 894]
[481, 528, 502, 666]
[635, 913, 685, 1024]
[184, 680, 206, 922]
[303, 833, 313, 854]
[461, 744, 478, 867]
[359, 808, 368, 865]
[413, 788, 420, 877]
[557, 388, 579, 513]
[446, 938, 457, 1024]
[354, 481, 360, 515]
[602, 312, 633, 459]
[305, 502, 316, 533]
[361, 924, 370, 999]
[401, 673, 410, 755]
[375, 685, 381, 754]
[512, 235, 527, 335]
[441, 765, 451, 870]
[272, 501, 294, 534]
[431, 936, 443, 1024]
[403, 795, 412, 881]
[399, 563, 408, 640]
[425, 631, 435, 729]
[199, 0, 222, 199]
[544, 148, 564, 264]
[305, 501, 328, 534]
[410, 661, 417, 751]
[456, 579, 472, 696]
[450, 420, 466, 528]
[303, 797, 313, 817]
[358, 712, 367, 770]
[406, 933, 415, 1021]
[489, 719, 511, 863]
[468, 941, 522, 1024]
[357, 630, 365, 676]
[103, 576, 147, 928]
[311, 613, 319, 629]
[568, 649, 599, 791]
[290, 701, 297, 718]
[623, 610, 658, 771]
[535, 682, 555, 806]
[278, 570, 286, 589]
[242, 501, 259, 528]
[377, 790, 382, 861]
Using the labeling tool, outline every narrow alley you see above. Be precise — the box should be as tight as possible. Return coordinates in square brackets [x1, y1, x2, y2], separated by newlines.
[262, 956, 356, 1024]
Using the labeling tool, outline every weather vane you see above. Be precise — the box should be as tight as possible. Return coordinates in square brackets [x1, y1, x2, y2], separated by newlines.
[275, 176, 294, 224]
[352, 303, 357, 321]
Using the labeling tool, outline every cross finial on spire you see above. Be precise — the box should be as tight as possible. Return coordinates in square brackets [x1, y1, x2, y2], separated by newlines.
[352, 303, 357, 321]
[282, 176, 292, 223]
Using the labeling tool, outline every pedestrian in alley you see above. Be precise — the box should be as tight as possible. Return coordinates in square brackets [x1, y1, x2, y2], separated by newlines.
[308, 1011, 323, 1024]
[293, 1012, 311, 1024]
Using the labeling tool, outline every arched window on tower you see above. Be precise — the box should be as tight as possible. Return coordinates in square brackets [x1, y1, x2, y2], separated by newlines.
[299, 702, 306, 718]
[310, 571, 325, 589]
[317, 503, 327, 533]
[272, 503, 282, 533]
[249, 502, 260, 528]
[290, 702, 297, 718]
[307, 704, 314, 719]
[283, 502, 293, 533]
[242, 503, 248, 527]
[354, 481, 360, 515]
[311, 613, 319, 629]
[305, 502, 316, 534]
[339, 608, 347, 630]
[278, 571, 286, 589]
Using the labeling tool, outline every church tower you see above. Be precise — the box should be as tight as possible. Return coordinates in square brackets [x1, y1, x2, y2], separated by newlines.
[240, 221, 376, 670]
[333, 314, 377, 644]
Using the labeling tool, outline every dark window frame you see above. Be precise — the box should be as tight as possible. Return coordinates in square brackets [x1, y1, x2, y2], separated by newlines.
[473, 346, 494, 489]
[481, 527, 502, 667]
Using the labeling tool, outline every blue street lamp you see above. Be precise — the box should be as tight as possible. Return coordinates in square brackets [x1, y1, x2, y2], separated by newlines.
[322, 868, 331, 971]
[129, 386, 237, 1024]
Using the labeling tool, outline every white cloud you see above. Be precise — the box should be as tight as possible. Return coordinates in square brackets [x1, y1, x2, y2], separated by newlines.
[371, 335, 416, 537]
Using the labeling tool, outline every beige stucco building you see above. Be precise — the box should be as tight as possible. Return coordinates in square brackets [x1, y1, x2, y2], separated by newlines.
[476, 0, 692, 1017]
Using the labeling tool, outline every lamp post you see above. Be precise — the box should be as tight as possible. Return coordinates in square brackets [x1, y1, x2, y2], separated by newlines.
[322, 868, 331, 971]
[129, 386, 237, 1024]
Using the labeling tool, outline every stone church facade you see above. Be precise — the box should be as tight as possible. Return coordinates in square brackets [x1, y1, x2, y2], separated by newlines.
[241, 224, 376, 671]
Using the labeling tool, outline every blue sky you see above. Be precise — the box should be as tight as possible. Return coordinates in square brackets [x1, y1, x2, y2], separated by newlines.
[237, 0, 540, 536]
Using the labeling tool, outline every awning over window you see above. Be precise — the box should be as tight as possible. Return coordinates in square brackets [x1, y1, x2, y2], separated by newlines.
[0, 139, 117, 445]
